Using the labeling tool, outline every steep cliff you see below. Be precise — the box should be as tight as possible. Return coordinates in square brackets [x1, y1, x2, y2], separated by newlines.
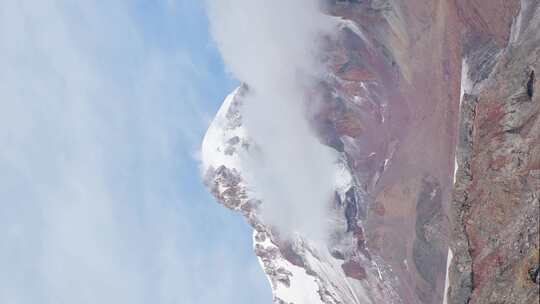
[203, 0, 539, 303]
[448, 1, 540, 303]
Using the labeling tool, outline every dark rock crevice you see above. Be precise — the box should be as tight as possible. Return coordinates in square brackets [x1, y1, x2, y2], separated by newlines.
[527, 70, 535, 99]
[529, 264, 539, 284]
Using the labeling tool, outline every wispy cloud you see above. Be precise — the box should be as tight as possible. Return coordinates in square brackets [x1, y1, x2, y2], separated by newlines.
[206, 0, 338, 239]
[0, 1, 269, 303]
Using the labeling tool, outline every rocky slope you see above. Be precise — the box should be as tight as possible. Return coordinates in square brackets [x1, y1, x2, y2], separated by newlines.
[202, 0, 539, 303]
[448, 1, 539, 303]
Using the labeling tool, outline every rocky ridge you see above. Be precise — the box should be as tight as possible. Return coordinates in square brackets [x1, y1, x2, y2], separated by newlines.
[448, 1, 540, 303]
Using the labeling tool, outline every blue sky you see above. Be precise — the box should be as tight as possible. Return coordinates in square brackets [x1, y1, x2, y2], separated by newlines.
[0, 1, 271, 303]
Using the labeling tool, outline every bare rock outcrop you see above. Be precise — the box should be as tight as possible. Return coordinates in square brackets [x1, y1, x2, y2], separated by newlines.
[448, 1, 540, 303]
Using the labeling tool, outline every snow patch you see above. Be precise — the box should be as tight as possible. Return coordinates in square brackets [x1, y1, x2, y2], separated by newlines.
[333, 17, 371, 47]
[253, 231, 275, 291]
[253, 233, 324, 304]
[304, 243, 373, 304]
[274, 259, 324, 304]
[201, 87, 245, 173]
[335, 158, 353, 202]
[383, 158, 390, 171]
[454, 59, 473, 185]
[509, 0, 526, 44]
[442, 249, 453, 304]
[453, 157, 459, 185]
[459, 59, 472, 104]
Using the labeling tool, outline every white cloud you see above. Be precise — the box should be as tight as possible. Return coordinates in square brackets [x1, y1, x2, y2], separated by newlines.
[0, 1, 269, 303]
[206, 0, 339, 239]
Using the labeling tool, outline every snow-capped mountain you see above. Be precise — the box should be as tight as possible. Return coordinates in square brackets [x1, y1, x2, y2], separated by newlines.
[203, 1, 539, 303]
[201, 84, 400, 304]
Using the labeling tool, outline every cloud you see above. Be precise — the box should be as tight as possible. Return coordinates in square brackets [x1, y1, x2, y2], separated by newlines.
[0, 1, 269, 303]
[206, 0, 339, 239]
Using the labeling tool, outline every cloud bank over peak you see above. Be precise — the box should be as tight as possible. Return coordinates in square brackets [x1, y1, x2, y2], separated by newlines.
[206, 0, 339, 239]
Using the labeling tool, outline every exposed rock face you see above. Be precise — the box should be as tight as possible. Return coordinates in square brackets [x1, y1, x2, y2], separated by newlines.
[449, 1, 540, 303]
[203, 0, 539, 303]
[321, 1, 461, 302]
